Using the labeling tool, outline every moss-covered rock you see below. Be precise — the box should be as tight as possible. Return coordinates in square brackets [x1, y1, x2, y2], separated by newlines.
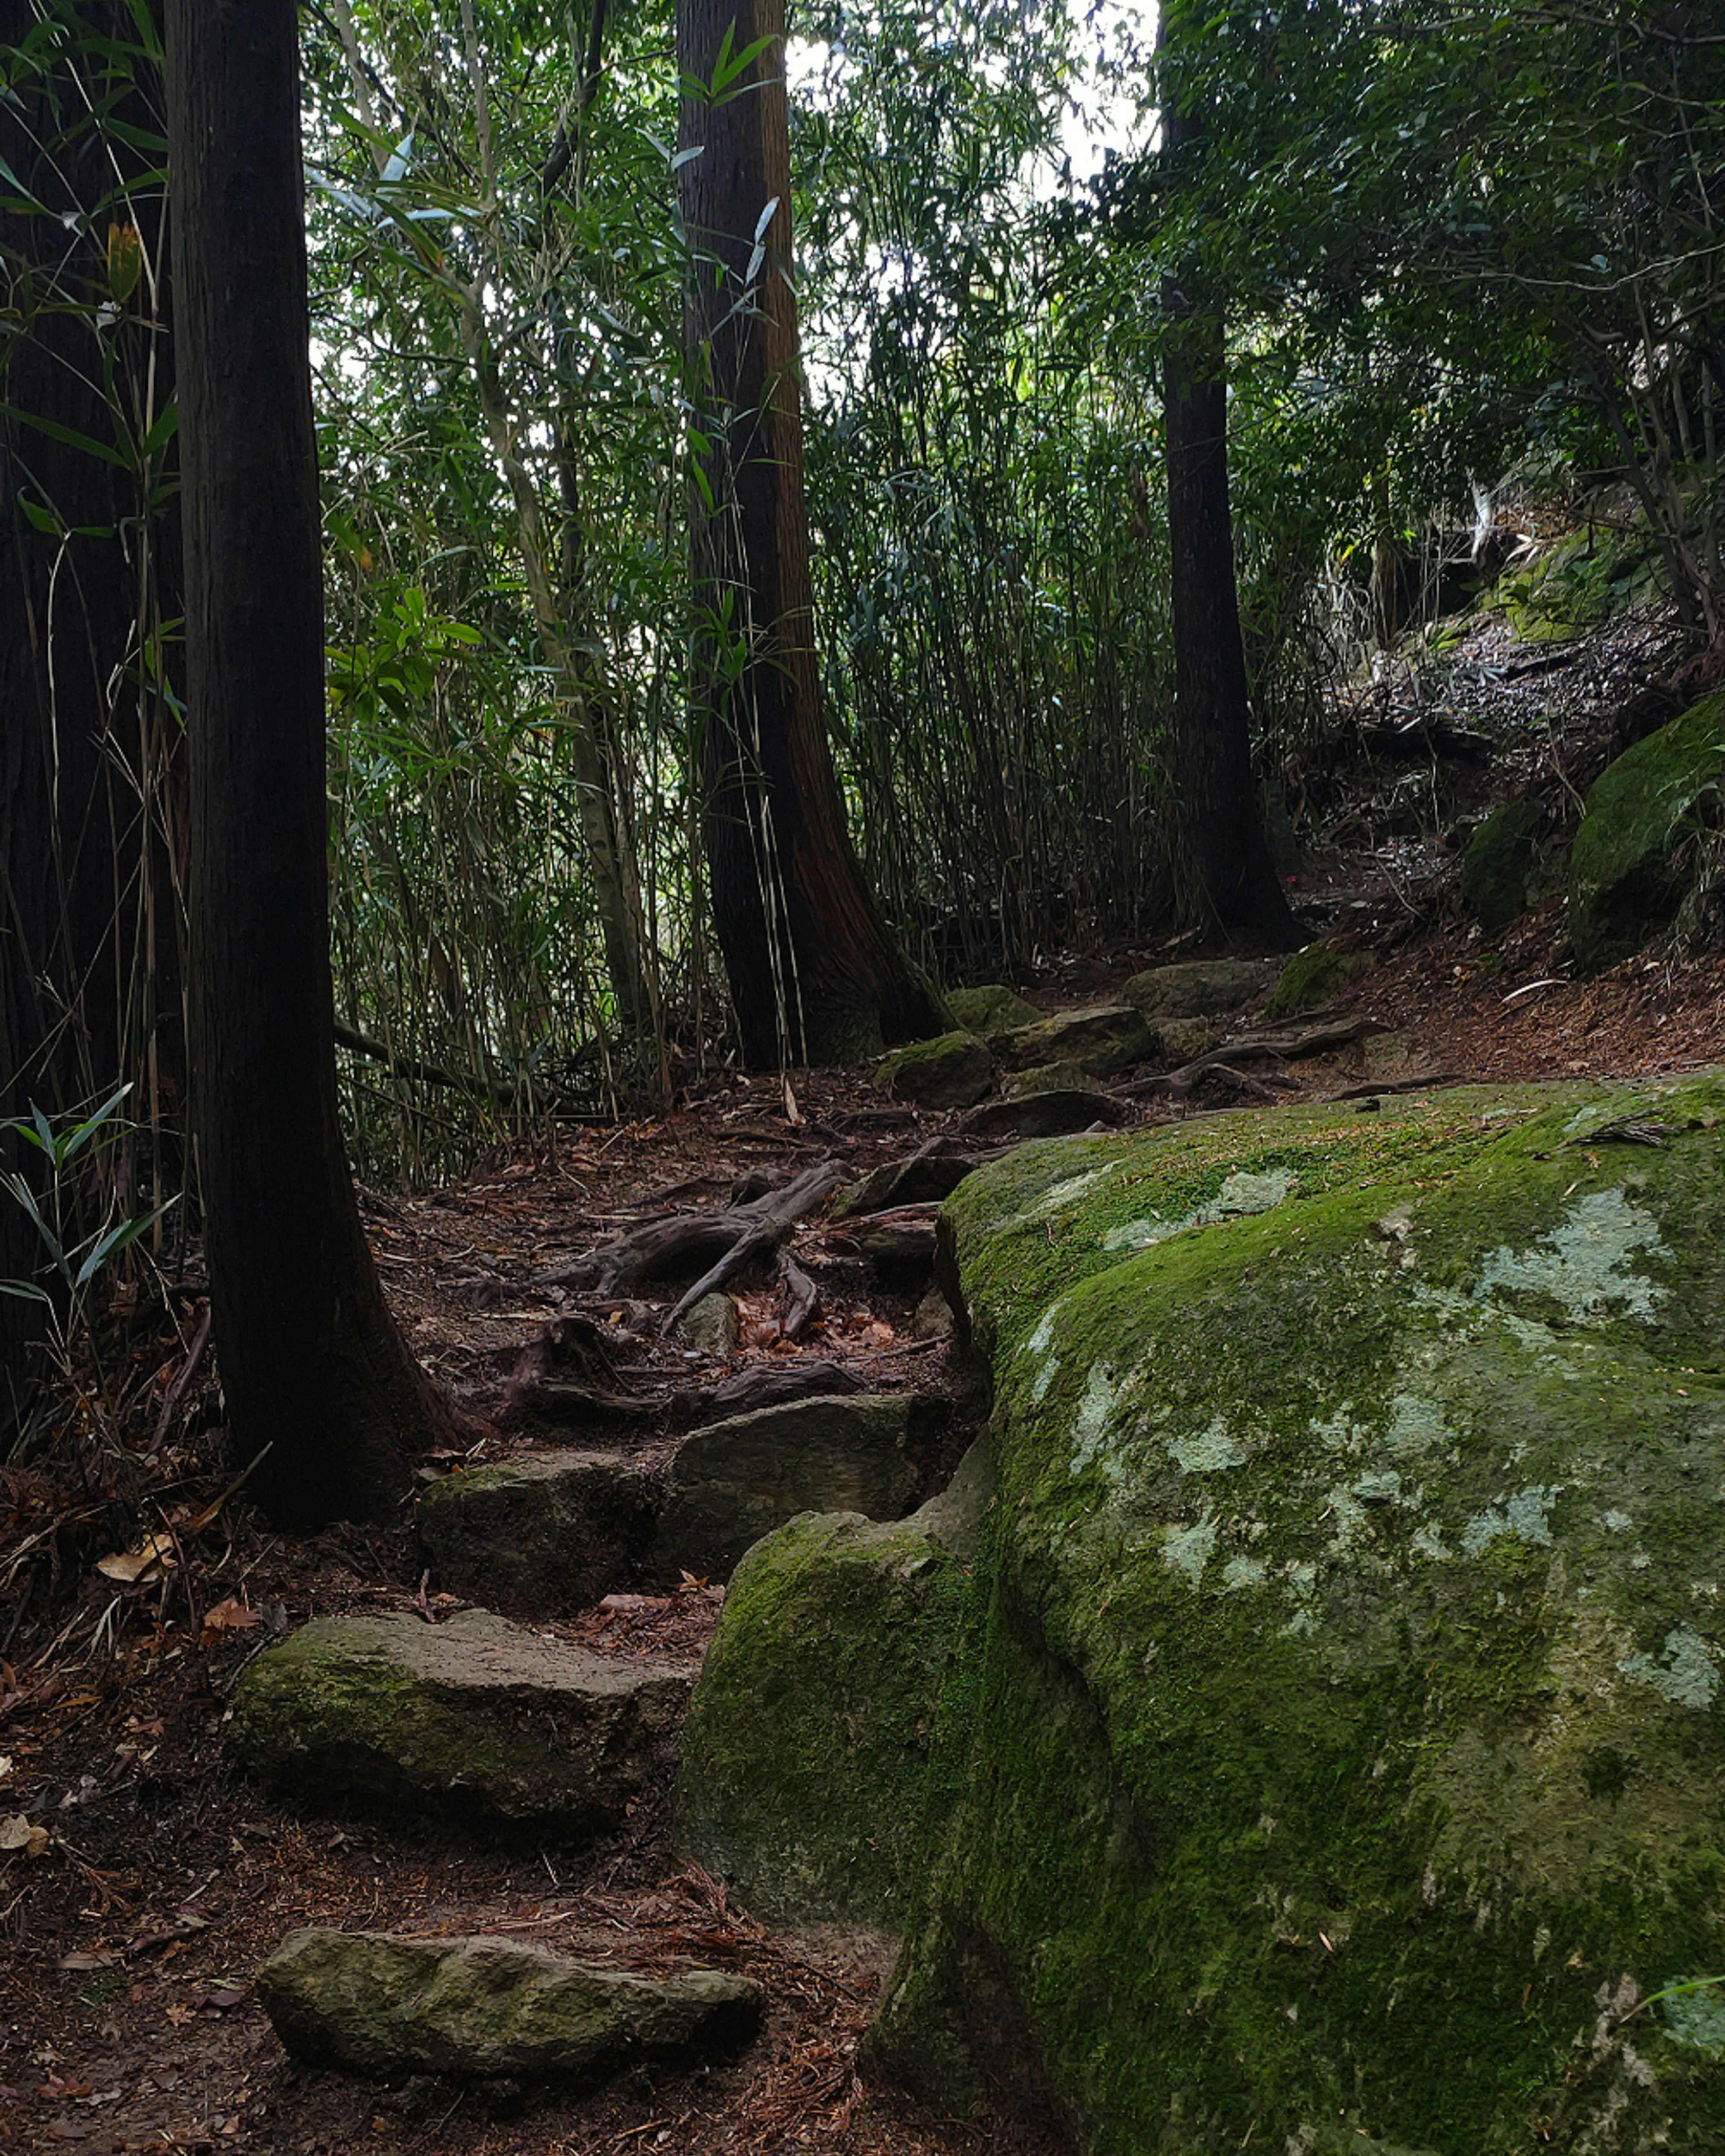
[993, 1005, 1153, 1079]
[858, 1077, 1725, 2151]
[1122, 959, 1276, 1023]
[1265, 941, 1376, 1021]
[1004, 1058, 1095, 1099]
[1152, 1015, 1221, 1067]
[1462, 799, 1544, 937]
[1569, 690, 1725, 973]
[257, 1928, 761, 2078]
[877, 1030, 995, 1109]
[947, 985, 1041, 1036]
[676, 1443, 992, 1925]
[230, 1609, 689, 1832]
[1496, 524, 1665, 643]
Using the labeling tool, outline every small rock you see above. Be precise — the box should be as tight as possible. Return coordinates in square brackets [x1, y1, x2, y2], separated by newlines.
[944, 984, 1041, 1035]
[876, 1030, 995, 1110]
[1121, 957, 1276, 1021]
[911, 1282, 955, 1341]
[1462, 798, 1544, 937]
[651, 1394, 925, 1584]
[836, 1135, 984, 1217]
[229, 1609, 690, 1832]
[258, 1928, 761, 2077]
[1265, 941, 1376, 1021]
[1151, 1016, 1221, 1067]
[858, 1212, 939, 1294]
[992, 1005, 1152, 1078]
[674, 1292, 740, 1358]
[417, 1454, 660, 1619]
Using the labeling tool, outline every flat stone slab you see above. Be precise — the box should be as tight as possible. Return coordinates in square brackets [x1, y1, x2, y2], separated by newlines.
[258, 1927, 761, 2078]
[417, 1453, 661, 1619]
[229, 1609, 690, 1832]
[992, 1004, 1151, 1077]
[652, 1394, 922, 1585]
[1121, 957, 1276, 1021]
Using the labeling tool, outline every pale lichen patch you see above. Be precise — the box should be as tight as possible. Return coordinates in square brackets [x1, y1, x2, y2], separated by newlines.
[1474, 1187, 1670, 1325]
[1162, 1515, 1218, 1586]
[1168, 1416, 1248, 1475]
[1619, 1624, 1720, 1710]
[1462, 1484, 1562, 1556]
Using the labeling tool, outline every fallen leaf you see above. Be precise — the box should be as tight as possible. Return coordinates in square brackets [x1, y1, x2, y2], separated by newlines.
[0, 1813, 49, 1857]
[198, 1598, 260, 1646]
[58, 1952, 118, 1972]
[94, 1532, 176, 1585]
[163, 2002, 194, 2026]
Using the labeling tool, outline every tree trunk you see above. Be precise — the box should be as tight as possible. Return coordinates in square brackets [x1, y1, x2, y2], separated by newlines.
[164, 0, 456, 1526]
[1, 0, 185, 1443]
[676, 0, 947, 1067]
[1160, 14, 1303, 951]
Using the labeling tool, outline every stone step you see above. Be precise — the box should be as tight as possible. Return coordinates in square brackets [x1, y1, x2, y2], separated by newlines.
[417, 1450, 661, 1619]
[649, 1392, 932, 1586]
[228, 1608, 690, 1833]
[259, 1927, 761, 2078]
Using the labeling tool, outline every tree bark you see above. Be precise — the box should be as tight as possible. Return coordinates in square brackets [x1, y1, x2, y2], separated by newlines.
[164, 0, 456, 1525]
[676, 0, 947, 1067]
[1159, 13, 1303, 951]
[0, 0, 185, 1443]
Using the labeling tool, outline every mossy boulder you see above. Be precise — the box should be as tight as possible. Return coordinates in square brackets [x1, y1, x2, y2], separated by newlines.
[1462, 799, 1544, 937]
[1496, 523, 1665, 643]
[1122, 958, 1276, 1023]
[677, 1443, 992, 1925]
[858, 1078, 1725, 2151]
[1568, 690, 1725, 972]
[947, 985, 1041, 1036]
[230, 1609, 689, 1833]
[993, 1005, 1152, 1079]
[1265, 940, 1376, 1021]
[258, 1928, 761, 2078]
[877, 1030, 995, 1109]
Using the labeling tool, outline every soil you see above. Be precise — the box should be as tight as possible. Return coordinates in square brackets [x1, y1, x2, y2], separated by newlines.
[5, 593, 1725, 2156]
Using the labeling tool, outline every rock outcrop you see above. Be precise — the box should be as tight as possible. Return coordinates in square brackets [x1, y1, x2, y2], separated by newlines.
[1569, 688, 1725, 972]
[685, 1076, 1725, 2151]
[258, 1927, 760, 2077]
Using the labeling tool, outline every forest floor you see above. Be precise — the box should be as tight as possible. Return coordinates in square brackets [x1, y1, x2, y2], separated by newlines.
[6, 595, 1725, 2156]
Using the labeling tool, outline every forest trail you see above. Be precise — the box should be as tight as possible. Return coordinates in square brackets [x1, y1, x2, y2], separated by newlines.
[9, 606, 1725, 2154]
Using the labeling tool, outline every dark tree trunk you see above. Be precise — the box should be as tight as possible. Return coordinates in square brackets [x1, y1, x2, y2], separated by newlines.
[0, 0, 185, 1444]
[164, 0, 456, 1525]
[676, 0, 947, 1067]
[1160, 20, 1303, 952]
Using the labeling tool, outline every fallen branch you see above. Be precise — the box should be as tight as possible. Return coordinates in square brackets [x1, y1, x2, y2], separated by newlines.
[334, 1018, 524, 1108]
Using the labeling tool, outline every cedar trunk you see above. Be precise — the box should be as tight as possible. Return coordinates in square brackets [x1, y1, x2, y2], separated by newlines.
[0, 1, 184, 1440]
[164, 0, 455, 1524]
[676, 0, 946, 1067]
[1160, 33, 1302, 950]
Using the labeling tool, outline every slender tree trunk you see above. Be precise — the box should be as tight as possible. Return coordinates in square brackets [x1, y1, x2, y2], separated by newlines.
[164, 0, 456, 1526]
[1, 0, 184, 1443]
[677, 0, 947, 1067]
[1160, 14, 1302, 951]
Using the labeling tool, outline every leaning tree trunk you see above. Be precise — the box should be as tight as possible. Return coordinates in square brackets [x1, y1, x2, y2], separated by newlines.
[1160, 11, 1302, 952]
[164, 0, 456, 1525]
[676, 0, 947, 1068]
[0, 0, 185, 1445]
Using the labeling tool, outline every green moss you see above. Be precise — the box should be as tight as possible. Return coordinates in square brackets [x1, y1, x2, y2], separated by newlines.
[875, 1075, 1725, 2150]
[676, 1511, 975, 1925]
[1265, 943, 1374, 1021]
[1462, 800, 1543, 937]
[1495, 524, 1665, 642]
[948, 985, 1042, 1036]
[1569, 690, 1725, 973]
